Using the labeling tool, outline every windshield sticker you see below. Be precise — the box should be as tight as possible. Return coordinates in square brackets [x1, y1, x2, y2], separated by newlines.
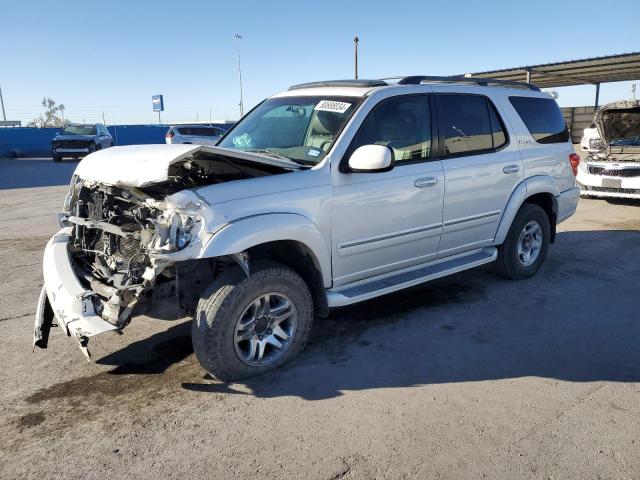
[315, 100, 352, 114]
[307, 148, 321, 157]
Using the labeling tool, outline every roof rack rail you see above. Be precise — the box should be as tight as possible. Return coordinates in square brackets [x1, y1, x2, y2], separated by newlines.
[288, 79, 388, 90]
[396, 75, 540, 91]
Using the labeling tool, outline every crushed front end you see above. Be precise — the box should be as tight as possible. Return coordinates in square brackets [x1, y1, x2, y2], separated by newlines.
[34, 177, 212, 358]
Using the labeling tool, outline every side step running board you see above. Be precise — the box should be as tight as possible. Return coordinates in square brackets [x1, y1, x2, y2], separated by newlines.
[327, 248, 497, 307]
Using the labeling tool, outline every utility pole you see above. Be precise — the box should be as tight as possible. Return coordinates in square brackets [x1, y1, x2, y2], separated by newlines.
[0, 85, 6, 121]
[102, 111, 106, 125]
[234, 33, 244, 118]
[632, 82, 637, 101]
[354, 36, 359, 79]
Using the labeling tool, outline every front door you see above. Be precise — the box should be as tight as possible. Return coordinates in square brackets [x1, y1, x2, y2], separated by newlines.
[331, 94, 445, 287]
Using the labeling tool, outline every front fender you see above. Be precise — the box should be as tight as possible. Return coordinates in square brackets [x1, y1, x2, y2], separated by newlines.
[494, 176, 559, 245]
[200, 213, 332, 287]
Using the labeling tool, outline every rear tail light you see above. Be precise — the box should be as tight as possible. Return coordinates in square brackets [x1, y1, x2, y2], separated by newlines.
[569, 153, 580, 176]
[166, 130, 174, 139]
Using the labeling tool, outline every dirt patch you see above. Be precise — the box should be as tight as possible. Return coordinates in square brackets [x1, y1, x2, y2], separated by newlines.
[0, 235, 51, 253]
[16, 412, 45, 431]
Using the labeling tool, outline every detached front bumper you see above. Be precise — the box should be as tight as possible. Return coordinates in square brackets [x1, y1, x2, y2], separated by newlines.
[34, 228, 117, 358]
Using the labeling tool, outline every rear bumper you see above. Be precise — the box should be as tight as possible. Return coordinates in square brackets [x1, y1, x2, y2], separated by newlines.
[557, 186, 581, 223]
[34, 228, 117, 354]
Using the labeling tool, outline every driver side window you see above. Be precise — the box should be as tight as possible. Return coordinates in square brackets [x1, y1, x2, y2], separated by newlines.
[350, 95, 432, 162]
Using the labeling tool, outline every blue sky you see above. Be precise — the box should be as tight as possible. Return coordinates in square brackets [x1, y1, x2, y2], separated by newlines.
[1, 0, 638, 125]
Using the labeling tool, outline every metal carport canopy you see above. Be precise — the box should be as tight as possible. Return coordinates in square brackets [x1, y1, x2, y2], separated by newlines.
[462, 52, 640, 88]
[461, 52, 640, 107]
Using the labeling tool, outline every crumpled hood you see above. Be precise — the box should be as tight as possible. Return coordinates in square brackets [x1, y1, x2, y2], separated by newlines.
[73, 144, 299, 188]
[594, 100, 640, 145]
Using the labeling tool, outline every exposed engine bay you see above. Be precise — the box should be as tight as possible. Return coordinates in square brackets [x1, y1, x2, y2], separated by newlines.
[61, 151, 291, 328]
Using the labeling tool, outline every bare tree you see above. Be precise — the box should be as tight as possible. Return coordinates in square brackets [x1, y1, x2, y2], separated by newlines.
[28, 97, 70, 127]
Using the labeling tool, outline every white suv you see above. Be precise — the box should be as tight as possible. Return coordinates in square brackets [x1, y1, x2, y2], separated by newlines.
[165, 124, 227, 146]
[35, 76, 580, 380]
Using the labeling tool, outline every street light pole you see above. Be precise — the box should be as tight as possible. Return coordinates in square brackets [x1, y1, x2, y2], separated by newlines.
[0, 85, 6, 122]
[354, 36, 359, 79]
[234, 33, 244, 118]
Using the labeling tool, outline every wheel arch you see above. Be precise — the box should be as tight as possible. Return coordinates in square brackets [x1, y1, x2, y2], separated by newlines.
[495, 176, 559, 245]
[199, 213, 331, 315]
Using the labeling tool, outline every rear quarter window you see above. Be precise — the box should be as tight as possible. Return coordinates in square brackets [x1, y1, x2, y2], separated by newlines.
[509, 96, 570, 144]
[177, 127, 221, 137]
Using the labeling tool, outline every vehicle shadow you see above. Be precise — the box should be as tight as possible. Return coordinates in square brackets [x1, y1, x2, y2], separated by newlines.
[100, 229, 640, 401]
[0, 158, 78, 189]
[605, 197, 640, 206]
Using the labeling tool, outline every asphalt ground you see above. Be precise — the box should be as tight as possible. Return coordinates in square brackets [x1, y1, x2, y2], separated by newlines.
[0, 155, 638, 479]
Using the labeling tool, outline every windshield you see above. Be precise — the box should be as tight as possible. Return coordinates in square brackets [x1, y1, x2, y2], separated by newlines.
[218, 95, 362, 165]
[62, 125, 96, 135]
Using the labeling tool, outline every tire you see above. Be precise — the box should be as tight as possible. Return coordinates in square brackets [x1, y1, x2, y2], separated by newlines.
[495, 203, 550, 280]
[192, 261, 314, 381]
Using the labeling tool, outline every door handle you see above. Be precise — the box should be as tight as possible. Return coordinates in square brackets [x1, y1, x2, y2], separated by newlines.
[414, 177, 438, 188]
[503, 164, 520, 174]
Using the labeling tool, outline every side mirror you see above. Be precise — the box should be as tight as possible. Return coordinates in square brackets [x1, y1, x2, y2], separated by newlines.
[348, 145, 394, 173]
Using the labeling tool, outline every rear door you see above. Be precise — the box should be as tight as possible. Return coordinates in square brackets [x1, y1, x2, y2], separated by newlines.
[435, 93, 523, 257]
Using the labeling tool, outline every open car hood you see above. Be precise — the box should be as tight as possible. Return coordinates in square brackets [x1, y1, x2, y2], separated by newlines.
[73, 144, 300, 188]
[594, 100, 640, 145]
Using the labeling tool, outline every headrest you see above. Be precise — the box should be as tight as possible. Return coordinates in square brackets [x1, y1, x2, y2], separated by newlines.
[310, 111, 342, 135]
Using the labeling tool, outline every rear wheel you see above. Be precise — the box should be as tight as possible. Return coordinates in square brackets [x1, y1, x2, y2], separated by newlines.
[192, 261, 314, 381]
[495, 203, 550, 280]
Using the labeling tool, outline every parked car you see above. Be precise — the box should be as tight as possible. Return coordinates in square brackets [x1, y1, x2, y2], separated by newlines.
[34, 76, 580, 380]
[165, 125, 227, 146]
[580, 122, 604, 152]
[576, 100, 640, 199]
[51, 123, 113, 162]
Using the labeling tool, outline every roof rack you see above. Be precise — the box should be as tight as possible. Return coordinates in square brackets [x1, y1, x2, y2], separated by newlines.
[288, 79, 388, 90]
[395, 75, 540, 91]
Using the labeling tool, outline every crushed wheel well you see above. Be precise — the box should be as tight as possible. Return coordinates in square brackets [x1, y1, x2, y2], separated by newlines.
[247, 240, 329, 317]
[524, 193, 557, 243]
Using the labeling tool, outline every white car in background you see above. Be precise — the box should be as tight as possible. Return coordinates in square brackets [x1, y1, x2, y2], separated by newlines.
[165, 125, 227, 146]
[580, 123, 603, 152]
[576, 100, 640, 199]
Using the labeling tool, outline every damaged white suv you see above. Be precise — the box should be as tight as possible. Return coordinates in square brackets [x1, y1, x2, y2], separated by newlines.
[576, 100, 640, 199]
[35, 76, 580, 380]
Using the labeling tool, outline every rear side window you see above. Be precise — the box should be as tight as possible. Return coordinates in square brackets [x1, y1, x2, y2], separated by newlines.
[178, 127, 220, 136]
[437, 94, 508, 156]
[509, 96, 570, 144]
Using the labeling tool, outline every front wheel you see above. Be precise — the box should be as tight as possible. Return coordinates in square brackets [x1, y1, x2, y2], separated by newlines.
[192, 261, 314, 381]
[495, 203, 550, 280]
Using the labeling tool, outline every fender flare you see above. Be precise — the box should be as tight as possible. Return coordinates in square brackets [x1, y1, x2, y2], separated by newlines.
[494, 176, 559, 245]
[200, 213, 332, 287]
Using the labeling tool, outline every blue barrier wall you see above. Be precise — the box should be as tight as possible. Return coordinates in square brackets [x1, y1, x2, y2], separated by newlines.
[0, 124, 232, 158]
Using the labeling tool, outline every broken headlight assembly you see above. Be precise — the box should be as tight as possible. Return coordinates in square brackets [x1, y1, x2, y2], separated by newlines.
[149, 211, 201, 253]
